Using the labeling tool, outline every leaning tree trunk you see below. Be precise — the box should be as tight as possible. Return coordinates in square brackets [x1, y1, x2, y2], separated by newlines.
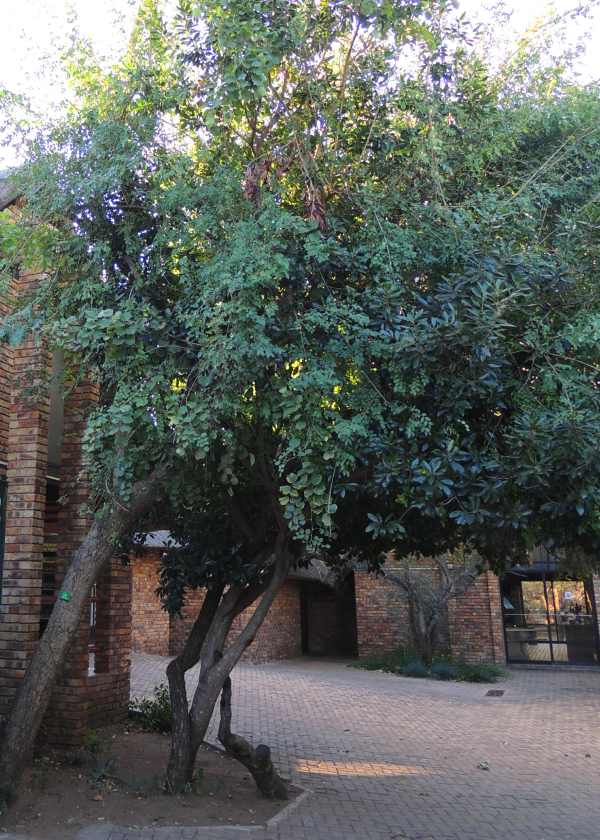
[218, 672, 288, 799]
[165, 545, 291, 792]
[0, 470, 162, 799]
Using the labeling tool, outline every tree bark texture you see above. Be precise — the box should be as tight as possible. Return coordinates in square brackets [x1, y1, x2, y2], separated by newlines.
[0, 470, 163, 797]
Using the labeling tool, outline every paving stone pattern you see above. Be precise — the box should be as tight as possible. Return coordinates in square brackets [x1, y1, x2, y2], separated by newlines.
[7, 657, 600, 840]
[123, 655, 600, 840]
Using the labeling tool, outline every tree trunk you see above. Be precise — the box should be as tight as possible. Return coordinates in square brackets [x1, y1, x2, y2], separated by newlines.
[218, 672, 287, 799]
[165, 587, 223, 792]
[0, 470, 162, 798]
[165, 545, 291, 789]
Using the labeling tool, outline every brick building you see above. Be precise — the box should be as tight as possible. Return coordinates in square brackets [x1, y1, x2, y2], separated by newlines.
[131, 545, 508, 665]
[3, 174, 600, 749]
[0, 181, 131, 747]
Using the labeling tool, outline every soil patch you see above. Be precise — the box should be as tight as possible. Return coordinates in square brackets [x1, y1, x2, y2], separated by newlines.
[1, 724, 296, 840]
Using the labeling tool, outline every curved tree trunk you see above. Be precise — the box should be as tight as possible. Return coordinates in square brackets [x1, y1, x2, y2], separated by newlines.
[218, 672, 288, 799]
[165, 545, 291, 791]
[165, 587, 223, 792]
[0, 470, 162, 799]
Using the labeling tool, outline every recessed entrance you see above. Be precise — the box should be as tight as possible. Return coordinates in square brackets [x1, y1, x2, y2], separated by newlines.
[501, 565, 600, 665]
[300, 575, 358, 657]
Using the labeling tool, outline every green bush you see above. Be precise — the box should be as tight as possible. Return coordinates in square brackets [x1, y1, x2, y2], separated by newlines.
[456, 663, 506, 683]
[430, 661, 460, 681]
[402, 660, 430, 678]
[129, 683, 172, 733]
[83, 728, 104, 755]
[354, 649, 506, 684]
[353, 648, 417, 674]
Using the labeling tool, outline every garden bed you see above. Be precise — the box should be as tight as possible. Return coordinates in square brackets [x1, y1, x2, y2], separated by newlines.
[1, 724, 296, 840]
[353, 650, 506, 683]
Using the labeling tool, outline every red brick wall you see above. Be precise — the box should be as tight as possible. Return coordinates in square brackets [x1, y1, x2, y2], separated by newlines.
[448, 570, 506, 664]
[133, 556, 302, 663]
[132, 552, 170, 656]
[169, 588, 205, 657]
[229, 579, 302, 663]
[43, 379, 134, 747]
[356, 560, 504, 664]
[355, 570, 411, 658]
[0, 270, 49, 720]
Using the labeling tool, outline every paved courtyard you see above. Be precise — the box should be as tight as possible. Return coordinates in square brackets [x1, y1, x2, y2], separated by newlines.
[6, 656, 600, 840]
[105, 654, 600, 840]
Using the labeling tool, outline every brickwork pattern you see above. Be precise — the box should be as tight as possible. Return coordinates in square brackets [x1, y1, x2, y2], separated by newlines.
[115, 655, 600, 840]
[169, 587, 205, 658]
[355, 569, 411, 658]
[131, 552, 170, 656]
[448, 570, 506, 664]
[229, 579, 302, 663]
[133, 558, 302, 663]
[0, 271, 50, 720]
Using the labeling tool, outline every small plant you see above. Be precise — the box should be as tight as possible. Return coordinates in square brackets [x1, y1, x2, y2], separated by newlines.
[83, 728, 104, 755]
[129, 683, 172, 733]
[457, 663, 506, 683]
[402, 660, 430, 678]
[430, 661, 460, 681]
[90, 757, 116, 786]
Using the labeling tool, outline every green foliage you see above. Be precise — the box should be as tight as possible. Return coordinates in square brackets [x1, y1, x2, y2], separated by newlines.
[82, 728, 105, 755]
[355, 650, 506, 683]
[457, 663, 506, 684]
[2, 0, 600, 612]
[429, 661, 460, 681]
[129, 684, 173, 733]
[402, 660, 430, 679]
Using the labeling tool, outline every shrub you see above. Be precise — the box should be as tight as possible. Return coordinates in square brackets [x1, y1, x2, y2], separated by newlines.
[353, 648, 418, 674]
[83, 728, 104, 755]
[129, 683, 172, 733]
[402, 660, 430, 678]
[430, 661, 460, 681]
[457, 663, 506, 683]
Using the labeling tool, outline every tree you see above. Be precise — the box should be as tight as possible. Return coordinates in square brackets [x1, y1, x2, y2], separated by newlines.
[386, 550, 478, 664]
[2, 0, 600, 799]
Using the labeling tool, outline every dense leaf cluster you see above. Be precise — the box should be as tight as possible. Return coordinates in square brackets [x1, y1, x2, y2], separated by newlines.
[2, 0, 600, 609]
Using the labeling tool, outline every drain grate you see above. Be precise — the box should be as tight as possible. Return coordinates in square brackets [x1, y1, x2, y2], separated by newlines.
[485, 689, 505, 697]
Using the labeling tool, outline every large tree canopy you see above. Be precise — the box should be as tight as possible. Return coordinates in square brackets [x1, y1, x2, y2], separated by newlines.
[2, 0, 600, 793]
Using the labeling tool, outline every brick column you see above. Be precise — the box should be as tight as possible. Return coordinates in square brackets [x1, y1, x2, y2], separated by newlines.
[0, 273, 50, 719]
[448, 571, 506, 664]
[42, 379, 97, 746]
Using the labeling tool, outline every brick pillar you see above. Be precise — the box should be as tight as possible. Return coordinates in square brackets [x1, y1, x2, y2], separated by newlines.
[448, 571, 506, 664]
[0, 273, 50, 720]
[87, 559, 132, 729]
[42, 379, 97, 746]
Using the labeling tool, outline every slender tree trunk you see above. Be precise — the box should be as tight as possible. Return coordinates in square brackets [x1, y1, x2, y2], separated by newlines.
[165, 587, 223, 792]
[0, 470, 162, 798]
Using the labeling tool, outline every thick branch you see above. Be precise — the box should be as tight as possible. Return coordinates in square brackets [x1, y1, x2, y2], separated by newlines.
[218, 672, 288, 800]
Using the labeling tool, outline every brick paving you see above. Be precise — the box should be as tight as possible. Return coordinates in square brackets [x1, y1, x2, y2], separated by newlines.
[7, 656, 600, 840]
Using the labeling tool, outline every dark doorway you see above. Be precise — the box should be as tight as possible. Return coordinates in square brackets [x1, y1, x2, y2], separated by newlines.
[300, 574, 358, 657]
[502, 565, 600, 665]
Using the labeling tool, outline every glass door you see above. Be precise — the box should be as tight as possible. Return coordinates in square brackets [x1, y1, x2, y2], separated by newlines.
[502, 571, 599, 664]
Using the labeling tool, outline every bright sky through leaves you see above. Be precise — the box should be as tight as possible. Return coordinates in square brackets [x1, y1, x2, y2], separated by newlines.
[0, 0, 599, 167]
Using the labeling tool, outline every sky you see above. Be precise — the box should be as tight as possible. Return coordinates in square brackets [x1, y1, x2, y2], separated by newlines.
[0, 0, 599, 167]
